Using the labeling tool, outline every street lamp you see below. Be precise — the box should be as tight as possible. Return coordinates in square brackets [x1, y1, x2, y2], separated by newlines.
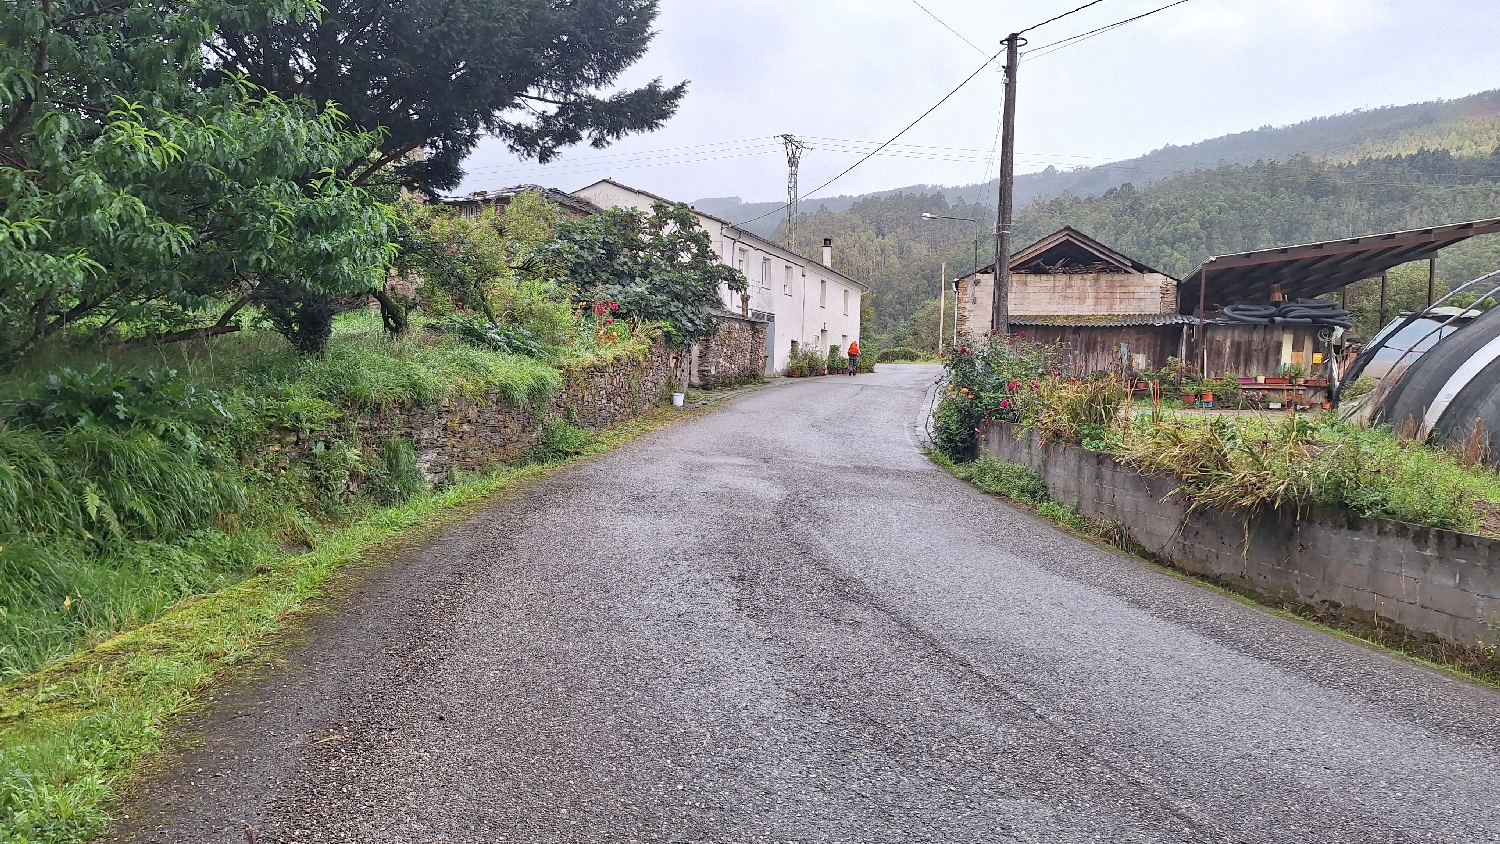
[921, 212, 981, 351]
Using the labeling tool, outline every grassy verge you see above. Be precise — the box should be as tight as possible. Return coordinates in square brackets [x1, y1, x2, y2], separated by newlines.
[932, 451, 1500, 688]
[0, 395, 735, 844]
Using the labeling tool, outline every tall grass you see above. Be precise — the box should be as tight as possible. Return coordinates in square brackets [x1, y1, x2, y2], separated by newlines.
[0, 422, 255, 678]
[1119, 414, 1488, 531]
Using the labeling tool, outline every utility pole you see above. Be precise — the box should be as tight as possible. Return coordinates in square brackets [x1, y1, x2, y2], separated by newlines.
[937, 260, 946, 355]
[779, 134, 806, 252]
[1428, 256, 1437, 308]
[990, 33, 1022, 337]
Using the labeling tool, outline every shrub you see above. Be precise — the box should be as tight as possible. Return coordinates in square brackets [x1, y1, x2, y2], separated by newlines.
[428, 312, 549, 359]
[876, 347, 924, 362]
[932, 339, 1067, 460]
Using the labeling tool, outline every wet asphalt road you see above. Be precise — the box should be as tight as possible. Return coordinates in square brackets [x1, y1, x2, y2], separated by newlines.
[119, 364, 1500, 844]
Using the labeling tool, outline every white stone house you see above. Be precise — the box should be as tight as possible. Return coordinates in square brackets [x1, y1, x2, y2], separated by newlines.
[573, 179, 867, 375]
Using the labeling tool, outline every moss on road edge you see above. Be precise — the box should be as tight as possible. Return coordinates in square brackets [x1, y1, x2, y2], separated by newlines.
[0, 397, 741, 844]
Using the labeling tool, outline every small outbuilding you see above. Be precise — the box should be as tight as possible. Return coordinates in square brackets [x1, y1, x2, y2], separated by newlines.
[955, 227, 1190, 374]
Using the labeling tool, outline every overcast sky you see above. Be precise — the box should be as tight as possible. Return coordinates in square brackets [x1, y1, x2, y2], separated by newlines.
[456, 0, 1500, 204]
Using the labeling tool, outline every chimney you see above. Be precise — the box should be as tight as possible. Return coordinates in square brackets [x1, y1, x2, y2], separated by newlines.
[821, 237, 832, 269]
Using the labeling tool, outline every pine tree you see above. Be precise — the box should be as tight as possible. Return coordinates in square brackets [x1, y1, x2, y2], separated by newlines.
[208, 0, 687, 191]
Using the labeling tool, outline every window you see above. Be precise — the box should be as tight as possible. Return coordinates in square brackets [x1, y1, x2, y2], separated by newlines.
[737, 248, 748, 277]
[783, 265, 793, 295]
[819, 279, 827, 308]
[842, 289, 849, 315]
[759, 257, 770, 289]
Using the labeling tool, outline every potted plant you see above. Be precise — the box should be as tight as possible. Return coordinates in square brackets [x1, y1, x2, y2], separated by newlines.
[671, 378, 686, 407]
[1286, 364, 1307, 385]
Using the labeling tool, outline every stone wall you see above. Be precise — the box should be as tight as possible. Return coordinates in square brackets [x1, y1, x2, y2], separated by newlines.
[982, 421, 1500, 648]
[691, 312, 767, 386]
[356, 342, 674, 485]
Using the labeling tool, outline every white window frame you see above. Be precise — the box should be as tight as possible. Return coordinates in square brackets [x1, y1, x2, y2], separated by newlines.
[819, 279, 827, 308]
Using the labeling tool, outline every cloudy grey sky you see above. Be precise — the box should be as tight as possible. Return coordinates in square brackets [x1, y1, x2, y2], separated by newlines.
[456, 0, 1500, 204]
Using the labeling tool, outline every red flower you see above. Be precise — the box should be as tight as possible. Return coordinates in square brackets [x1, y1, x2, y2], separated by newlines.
[610, 302, 620, 311]
[1030, 379, 1039, 388]
[1000, 399, 1010, 408]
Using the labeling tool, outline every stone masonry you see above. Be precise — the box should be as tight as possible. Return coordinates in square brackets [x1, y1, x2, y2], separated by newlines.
[983, 421, 1500, 649]
[355, 342, 674, 485]
[691, 312, 767, 387]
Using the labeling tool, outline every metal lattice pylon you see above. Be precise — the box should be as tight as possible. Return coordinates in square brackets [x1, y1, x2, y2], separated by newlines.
[779, 134, 806, 250]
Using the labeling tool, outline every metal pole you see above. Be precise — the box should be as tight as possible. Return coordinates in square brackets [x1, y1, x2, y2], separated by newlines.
[1378, 271, 1389, 327]
[937, 260, 946, 355]
[1197, 265, 1207, 374]
[990, 33, 1022, 337]
[1428, 256, 1437, 308]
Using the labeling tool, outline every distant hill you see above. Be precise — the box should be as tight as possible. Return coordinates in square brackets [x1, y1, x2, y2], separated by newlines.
[696, 89, 1500, 239]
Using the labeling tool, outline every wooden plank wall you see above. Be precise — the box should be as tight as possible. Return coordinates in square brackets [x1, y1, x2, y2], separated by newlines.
[1200, 324, 1322, 378]
[1016, 324, 1324, 378]
[1022, 326, 1186, 375]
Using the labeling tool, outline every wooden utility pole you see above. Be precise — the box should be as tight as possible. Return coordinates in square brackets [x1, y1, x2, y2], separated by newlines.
[990, 33, 1022, 337]
[1428, 256, 1437, 307]
[937, 260, 946, 355]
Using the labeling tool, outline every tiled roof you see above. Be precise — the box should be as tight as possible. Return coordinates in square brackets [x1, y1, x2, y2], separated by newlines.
[1010, 313, 1197, 327]
[440, 185, 604, 218]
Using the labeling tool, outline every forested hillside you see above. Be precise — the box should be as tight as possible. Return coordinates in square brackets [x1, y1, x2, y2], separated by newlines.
[695, 90, 1500, 240]
[790, 145, 1500, 345]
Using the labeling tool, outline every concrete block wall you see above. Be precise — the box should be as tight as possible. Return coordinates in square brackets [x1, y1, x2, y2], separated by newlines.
[982, 422, 1500, 648]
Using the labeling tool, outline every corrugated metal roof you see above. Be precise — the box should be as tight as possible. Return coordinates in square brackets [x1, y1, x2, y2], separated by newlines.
[1180, 218, 1500, 309]
[1010, 313, 1197, 327]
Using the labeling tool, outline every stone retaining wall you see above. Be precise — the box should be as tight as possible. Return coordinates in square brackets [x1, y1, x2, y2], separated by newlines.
[982, 421, 1500, 648]
[691, 312, 767, 387]
[357, 343, 674, 485]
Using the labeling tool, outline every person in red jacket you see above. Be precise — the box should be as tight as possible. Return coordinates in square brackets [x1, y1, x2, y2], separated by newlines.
[847, 340, 860, 376]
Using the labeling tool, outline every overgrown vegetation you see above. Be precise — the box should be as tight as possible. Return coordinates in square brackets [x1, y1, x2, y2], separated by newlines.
[933, 339, 1500, 535]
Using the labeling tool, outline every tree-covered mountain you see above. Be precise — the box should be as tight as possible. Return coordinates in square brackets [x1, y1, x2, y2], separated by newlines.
[788, 146, 1500, 345]
[698, 89, 1500, 242]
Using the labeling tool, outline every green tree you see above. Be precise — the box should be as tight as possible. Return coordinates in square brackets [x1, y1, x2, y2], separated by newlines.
[0, 0, 394, 362]
[208, 0, 687, 191]
[546, 202, 746, 347]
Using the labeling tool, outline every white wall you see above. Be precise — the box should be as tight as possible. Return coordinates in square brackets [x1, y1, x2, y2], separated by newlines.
[574, 181, 863, 374]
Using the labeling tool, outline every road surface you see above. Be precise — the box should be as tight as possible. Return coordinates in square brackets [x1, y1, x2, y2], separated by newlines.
[120, 364, 1500, 843]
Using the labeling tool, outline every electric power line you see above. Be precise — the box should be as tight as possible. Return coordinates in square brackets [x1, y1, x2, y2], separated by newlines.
[732, 45, 1009, 227]
[1022, 0, 1194, 63]
[908, 0, 990, 56]
[1018, 0, 1109, 35]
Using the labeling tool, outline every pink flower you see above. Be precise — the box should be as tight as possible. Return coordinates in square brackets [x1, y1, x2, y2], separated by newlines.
[1000, 399, 1011, 408]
